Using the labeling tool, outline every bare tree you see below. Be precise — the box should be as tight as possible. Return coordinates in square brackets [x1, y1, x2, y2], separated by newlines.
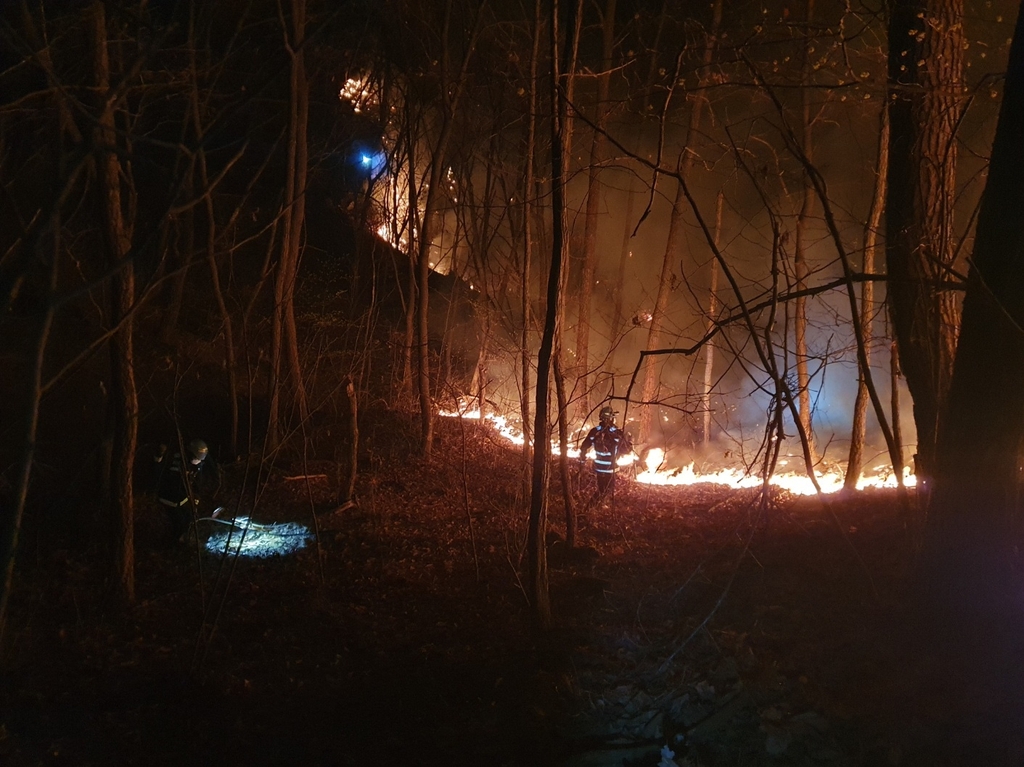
[188, 13, 240, 457]
[637, 9, 720, 447]
[519, 0, 543, 490]
[92, 0, 137, 605]
[885, 0, 966, 481]
[701, 191, 723, 447]
[846, 106, 889, 489]
[574, 0, 616, 417]
[411, 0, 486, 458]
[928, 1, 1024, 617]
[268, 0, 311, 449]
[792, 0, 818, 464]
[528, 0, 579, 631]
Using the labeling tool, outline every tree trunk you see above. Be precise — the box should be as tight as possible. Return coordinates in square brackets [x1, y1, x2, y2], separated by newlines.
[611, 176, 636, 347]
[929, 3, 1024, 620]
[792, 0, 817, 463]
[553, 354, 575, 549]
[520, 0, 542, 492]
[0, 220, 59, 644]
[283, 0, 310, 429]
[161, 213, 193, 345]
[890, 338, 904, 479]
[342, 376, 358, 504]
[416, 174, 439, 458]
[268, 0, 310, 449]
[415, 0, 484, 458]
[0, 6, 93, 627]
[638, 167, 684, 446]
[574, 0, 616, 417]
[846, 106, 889, 489]
[93, 0, 136, 605]
[465, 130, 501, 417]
[609, 0, 668, 356]
[701, 191, 723, 447]
[529, 0, 575, 631]
[189, 35, 239, 457]
[637, 7, 720, 446]
[402, 129, 418, 398]
[886, 0, 965, 480]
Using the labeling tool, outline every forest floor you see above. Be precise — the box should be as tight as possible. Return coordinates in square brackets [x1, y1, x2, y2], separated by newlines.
[2, 412, 1023, 767]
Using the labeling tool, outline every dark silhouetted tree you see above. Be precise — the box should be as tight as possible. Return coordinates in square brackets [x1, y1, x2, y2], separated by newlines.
[885, 0, 965, 480]
[929, 2, 1024, 618]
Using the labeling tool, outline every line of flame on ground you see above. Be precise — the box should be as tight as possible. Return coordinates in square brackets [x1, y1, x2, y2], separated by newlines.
[439, 406, 916, 496]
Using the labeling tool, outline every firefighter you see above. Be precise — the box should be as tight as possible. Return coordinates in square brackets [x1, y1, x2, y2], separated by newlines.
[580, 405, 633, 507]
[154, 438, 213, 544]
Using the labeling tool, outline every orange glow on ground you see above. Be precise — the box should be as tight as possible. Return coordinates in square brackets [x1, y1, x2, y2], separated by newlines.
[634, 448, 915, 494]
[439, 405, 915, 496]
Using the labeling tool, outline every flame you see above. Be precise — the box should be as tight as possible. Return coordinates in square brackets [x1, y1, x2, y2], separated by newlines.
[438, 401, 915, 496]
[339, 76, 378, 115]
[339, 73, 411, 251]
[634, 448, 915, 494]
[438, 406, 527, 447]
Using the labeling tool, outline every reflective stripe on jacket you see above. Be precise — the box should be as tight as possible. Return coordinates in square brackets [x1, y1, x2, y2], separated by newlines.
[582, 425, 629, 474]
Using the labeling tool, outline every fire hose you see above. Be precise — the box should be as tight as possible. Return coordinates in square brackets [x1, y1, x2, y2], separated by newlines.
[198, 517, 310, 537]
[196, 510, 281, 533]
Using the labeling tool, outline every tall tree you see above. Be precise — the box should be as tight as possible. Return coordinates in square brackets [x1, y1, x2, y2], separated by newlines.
[638, 9, 720, 446]
[188, 11, 240, 457]
[846, 106, 889, 489]
[638, 149, 685, 446]
[268, 0, 311, 449]
[93, 0, 137, 604]
[792, 0, 817, 463]
[574, 0, 616, 416]
[519, 0, 543, 489]
[701, 190, 722, 447]
[413, 0, 485, 458]
[929, 2, 1024, 615]
[886, 0, 965, 480]
[528, 0, 577, 631]
[609, 4, 667, 358]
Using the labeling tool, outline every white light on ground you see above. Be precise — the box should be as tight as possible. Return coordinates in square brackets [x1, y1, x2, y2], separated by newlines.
[205, 516, 313, 558]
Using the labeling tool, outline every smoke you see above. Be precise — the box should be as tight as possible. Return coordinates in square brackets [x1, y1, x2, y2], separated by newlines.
[449, 145, 924, 479]
[385, 18, 1009, 480]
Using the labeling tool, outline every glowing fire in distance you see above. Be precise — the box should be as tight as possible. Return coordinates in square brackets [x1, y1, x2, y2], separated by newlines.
[439, 405, 915, 496]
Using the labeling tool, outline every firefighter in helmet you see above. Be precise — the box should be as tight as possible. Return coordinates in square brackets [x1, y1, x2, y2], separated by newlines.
[154, 438, 213, 544]
[580, 405, 633, 506]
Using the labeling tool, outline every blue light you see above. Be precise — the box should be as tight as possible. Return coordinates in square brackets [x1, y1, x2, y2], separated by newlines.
[352, 146, 386, 177]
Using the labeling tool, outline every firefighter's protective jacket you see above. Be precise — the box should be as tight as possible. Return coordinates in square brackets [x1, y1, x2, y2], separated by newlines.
[154, 450, 206, 508]
[581, 424, 632, 475]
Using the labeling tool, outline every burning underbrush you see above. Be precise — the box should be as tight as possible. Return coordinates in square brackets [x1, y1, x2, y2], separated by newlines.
[438, 400, 915, 496]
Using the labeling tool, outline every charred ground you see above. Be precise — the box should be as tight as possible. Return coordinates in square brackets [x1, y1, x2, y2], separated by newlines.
[3, 412, 1021, 767]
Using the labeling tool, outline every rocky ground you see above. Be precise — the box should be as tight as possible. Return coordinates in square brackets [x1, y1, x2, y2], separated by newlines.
[1, 412, 1022, 766]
